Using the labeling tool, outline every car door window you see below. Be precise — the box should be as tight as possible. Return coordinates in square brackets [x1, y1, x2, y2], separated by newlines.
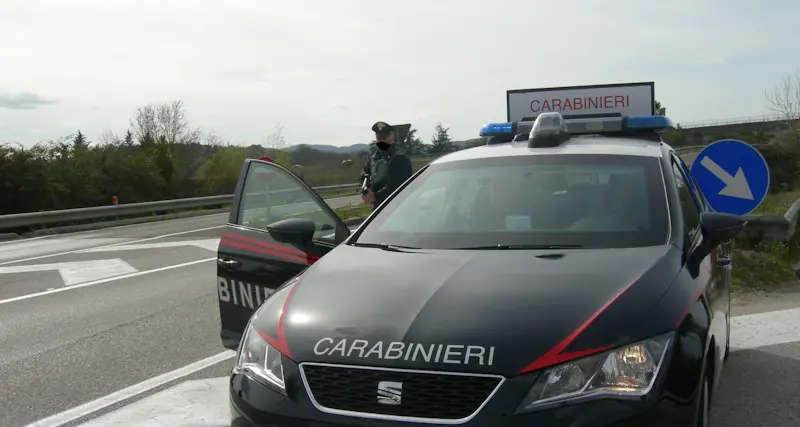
[671, 156, 702, 241]
[679, 157, 708, 210]
[236, 161, 345, 245]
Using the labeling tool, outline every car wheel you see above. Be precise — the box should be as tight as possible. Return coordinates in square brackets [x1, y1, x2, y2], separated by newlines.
[724, 295, 731, 362]
[697, 374, 711, 427]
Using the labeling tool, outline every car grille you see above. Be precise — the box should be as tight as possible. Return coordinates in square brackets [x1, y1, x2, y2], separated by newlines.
[300, 363, 503, 421]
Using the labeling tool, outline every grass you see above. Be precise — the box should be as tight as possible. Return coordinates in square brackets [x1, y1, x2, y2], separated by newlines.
[732, 188, 800, 290]
[732, 242, 798, 291]
[752, 189, 800, 215]
[334, 204, 373, 221]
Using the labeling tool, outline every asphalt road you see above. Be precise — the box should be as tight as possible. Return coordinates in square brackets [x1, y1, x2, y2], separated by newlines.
[1, 191, 799, 426]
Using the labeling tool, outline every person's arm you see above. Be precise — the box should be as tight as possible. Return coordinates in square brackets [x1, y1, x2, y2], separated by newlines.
[360, 156, 375, 204]
[362, 158, 371, 177]
[375, 154, 413, 202]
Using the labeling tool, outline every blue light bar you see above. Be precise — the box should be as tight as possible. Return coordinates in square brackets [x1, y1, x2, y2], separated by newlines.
[480, 122, 513, 137]
[624, 115, 674, 130]
[526, 112, 675, 148]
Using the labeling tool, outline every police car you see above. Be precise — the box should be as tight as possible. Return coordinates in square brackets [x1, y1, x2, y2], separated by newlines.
[217, 112, 744, 427]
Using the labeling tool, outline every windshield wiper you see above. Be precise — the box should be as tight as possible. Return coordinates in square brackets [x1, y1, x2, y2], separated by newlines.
[456, 244, 584, 250]
[350, 242, 421, 252]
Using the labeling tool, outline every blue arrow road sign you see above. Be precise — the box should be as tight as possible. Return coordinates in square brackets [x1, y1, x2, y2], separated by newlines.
[689, 139, 770, 216]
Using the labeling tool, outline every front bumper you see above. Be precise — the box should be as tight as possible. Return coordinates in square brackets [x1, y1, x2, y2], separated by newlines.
[228, 366, 699, 427]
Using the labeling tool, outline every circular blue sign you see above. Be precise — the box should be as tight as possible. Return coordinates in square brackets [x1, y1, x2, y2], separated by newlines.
[689, 139, 770, 216]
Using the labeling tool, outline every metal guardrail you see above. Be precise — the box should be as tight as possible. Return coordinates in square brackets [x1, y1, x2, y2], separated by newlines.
[0, 153, 451, 232]
[679, 114, 787, 129]
[675, 143, 767, 156]
[0, 183, 361, 230]
[749, 195, 800, 242]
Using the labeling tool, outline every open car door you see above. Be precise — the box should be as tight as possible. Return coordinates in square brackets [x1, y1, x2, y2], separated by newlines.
[217, 158, 351, 349]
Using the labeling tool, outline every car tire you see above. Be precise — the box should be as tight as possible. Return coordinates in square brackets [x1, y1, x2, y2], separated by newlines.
[724, 294, 731, 362]
[697, 374, 711, 427]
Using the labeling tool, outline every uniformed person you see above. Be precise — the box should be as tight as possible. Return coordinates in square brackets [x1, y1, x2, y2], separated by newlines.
[361, 121, 413, 209]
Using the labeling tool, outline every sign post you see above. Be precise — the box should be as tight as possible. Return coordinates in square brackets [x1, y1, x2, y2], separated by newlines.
[689, 139, 770, 216]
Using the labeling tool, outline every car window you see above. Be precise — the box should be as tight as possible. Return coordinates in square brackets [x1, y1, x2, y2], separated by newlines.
[236, 161, 340, 244]
[356, 154, 670, 249]
[671, 157, 701, 239]
[678, 156, 707, 209]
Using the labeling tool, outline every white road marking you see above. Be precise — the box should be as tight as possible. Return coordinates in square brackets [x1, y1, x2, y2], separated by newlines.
[23, 351, 235, 427]
[0, 225, 224, 266]
[0, 238, 129, 264]
[0, 259, 138, 286]
[79, 238, 221, 253]
[0, 258, 215, 306]
[74, 377, 231, 426]
[730, 306, 800, 350]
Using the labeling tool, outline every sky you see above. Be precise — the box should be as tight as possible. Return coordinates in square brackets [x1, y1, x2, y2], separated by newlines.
[1, 0, 798, 147]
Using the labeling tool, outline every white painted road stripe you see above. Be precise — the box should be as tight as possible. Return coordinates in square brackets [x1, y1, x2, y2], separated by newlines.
[75, 377, 231, 427]
[0, 225, 224, 266]
[78, 238, 220, 253]
[0, 259, 138, 286]
[0, 258, 215, 306]
[22, 351, 236, 427]
[731, 306, 800, 350]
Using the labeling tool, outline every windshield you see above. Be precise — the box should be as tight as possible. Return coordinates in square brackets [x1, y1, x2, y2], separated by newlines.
[354, 154, 669, 249]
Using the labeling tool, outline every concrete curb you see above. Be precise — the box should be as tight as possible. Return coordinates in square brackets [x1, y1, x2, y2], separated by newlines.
[19, 208, 230, 239]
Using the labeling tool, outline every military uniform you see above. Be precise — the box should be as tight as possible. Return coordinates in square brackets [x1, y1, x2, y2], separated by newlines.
[363, 122, 413, 209]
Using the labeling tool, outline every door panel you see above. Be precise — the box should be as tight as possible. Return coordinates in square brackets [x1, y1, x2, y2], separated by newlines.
[674, 153, 729, 368]
[218, 159, 350, 349]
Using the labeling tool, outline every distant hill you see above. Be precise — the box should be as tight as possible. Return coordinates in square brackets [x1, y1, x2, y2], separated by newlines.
[285, 143, 368, 154]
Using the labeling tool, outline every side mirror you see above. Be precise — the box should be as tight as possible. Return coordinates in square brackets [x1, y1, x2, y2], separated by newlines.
[699, 212, 747, 245]
[266, 218, 316, 247]
[687, 212, 747, 277]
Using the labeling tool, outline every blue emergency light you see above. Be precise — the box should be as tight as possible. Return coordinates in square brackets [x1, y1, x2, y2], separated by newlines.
[479, 122, 513, 137]
[623, 115, 674, 130]
[479, 114, 672, 140]
[526, 112, 675, 148]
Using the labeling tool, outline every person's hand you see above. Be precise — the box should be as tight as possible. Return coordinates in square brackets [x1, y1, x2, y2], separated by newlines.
[361, 190, 375, 205]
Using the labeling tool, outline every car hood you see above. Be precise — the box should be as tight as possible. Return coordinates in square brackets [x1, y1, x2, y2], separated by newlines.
[253, 244, 677, 376]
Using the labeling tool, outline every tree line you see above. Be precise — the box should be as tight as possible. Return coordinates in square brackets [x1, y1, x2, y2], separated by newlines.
[0, 101, 464, 215]
[2, 72, 799, 216]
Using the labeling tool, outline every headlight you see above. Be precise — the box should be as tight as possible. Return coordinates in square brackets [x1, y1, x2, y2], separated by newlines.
[516, 333, 671, 413]
[233, 321, 286, 394]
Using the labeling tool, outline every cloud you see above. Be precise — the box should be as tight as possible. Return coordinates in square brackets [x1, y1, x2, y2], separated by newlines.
[0, 92, 58, 110]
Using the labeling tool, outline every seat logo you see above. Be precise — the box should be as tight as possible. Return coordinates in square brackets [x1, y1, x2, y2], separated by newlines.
[377, 381, 403, 405]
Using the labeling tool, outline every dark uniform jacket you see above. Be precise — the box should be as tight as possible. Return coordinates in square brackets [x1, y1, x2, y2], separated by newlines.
[363, 143, 413, 209]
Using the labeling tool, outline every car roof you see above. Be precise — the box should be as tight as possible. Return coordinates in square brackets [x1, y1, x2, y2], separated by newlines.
[431, 135, 665, 165]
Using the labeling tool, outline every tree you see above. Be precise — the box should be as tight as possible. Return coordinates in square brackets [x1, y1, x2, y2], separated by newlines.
[429, 123, 453, 154]
[765, 70, 800, 123]
[130, 104, 158, 143]
[264, 122, 288, 150]
[156, 100, 188, 145]
[72, 130, 89, 149]
[123, 130, 134, 146]
[98, 129, 119, 146]
[654, 100, 666, 116]
[139, 129, 156, 147]
[396, 127, 425, 155]
[130, 100, 197, 146]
